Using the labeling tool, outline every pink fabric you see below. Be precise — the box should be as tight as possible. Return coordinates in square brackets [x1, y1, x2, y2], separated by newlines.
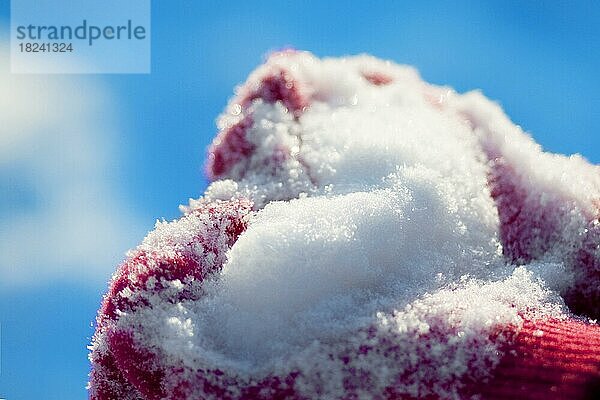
[476, 318, 600, 400]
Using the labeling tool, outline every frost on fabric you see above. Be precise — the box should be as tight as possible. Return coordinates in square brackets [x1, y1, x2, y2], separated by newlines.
[448, 91, 600, 317]
[112, 268, 563, 399]
[88, 199, 252, 400]
[91, 50, 598, 399]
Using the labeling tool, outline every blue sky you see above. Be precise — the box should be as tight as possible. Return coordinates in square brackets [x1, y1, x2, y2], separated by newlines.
[0, 1, 599, 399]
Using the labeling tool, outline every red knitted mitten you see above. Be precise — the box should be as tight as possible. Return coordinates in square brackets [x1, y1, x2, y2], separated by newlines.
[89, 51, 600, 400]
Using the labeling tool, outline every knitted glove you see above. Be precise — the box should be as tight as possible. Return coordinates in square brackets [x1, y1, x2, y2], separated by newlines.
[89, 51, 600, 400]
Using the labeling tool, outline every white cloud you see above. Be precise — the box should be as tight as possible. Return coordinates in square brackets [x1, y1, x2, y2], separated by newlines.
[0, 44, 144, 287]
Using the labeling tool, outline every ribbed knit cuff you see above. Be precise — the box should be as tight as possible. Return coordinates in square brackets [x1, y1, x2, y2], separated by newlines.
[477, 318, 600, 400]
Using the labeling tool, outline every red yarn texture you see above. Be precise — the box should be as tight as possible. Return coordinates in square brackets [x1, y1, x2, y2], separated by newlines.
[477, 318, 600, 400]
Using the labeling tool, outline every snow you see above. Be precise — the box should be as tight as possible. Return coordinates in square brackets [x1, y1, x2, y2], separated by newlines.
[91, 51, 599, 399]
[209, 169, 502, 367]
[117, 266, 564, 398]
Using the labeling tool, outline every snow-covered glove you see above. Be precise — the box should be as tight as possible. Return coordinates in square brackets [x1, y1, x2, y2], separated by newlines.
[89, 51, 600, 400]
